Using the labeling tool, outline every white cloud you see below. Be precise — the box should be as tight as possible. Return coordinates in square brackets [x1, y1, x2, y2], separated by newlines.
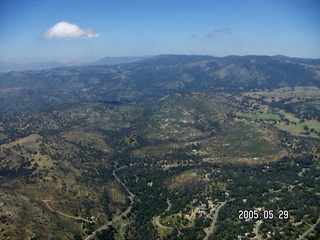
[42, 21, 98, 40]
[207, 27, 231, 39]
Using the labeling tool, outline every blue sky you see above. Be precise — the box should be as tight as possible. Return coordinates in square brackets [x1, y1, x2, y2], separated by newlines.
[1, 0, 319, 63]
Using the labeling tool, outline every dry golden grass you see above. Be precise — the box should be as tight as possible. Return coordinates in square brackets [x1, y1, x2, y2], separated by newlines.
[167, 170, 203, 190]
[244, 86, 320, 100]
[60, 130, 111, 152]
[2, 133, 41, 149]
[106, 182, 126, 205]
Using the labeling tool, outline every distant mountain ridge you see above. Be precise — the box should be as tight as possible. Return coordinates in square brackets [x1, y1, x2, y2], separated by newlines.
[89, 56, 152, 66]
[0, 56, 152, 72]
[0, 61, 76, 72]
[0, 54, 319, 115]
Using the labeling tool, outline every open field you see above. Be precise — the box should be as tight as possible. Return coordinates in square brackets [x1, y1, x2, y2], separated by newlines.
[0, 88, 319, 239]
[237, 87, 320, 139]
[244, 86, 320, 102]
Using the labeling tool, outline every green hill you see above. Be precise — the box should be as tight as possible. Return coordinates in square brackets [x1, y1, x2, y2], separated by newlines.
[0, 55, 319, 239]
[0, 54, 319, 115]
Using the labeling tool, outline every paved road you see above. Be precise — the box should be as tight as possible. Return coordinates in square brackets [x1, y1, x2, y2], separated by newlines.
[85, 167, 135, 240]
[298, 215, 320, 240]
[154, 215, 174, 230]
[203, 201, 227, 240]
[154, 199, 173, 230]
[85, 204, 133, 240]
[254, 220, 262, 240]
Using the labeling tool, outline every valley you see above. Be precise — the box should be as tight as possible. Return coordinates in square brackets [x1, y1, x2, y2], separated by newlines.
[0, 55, 319, 239]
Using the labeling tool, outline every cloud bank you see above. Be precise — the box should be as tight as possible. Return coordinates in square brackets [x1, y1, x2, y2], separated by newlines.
[207, 27, 231, 39]
[42, 21, 98, 40]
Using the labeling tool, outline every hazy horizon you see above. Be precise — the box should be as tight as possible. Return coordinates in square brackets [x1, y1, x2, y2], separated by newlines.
[1, 0, 320, 64]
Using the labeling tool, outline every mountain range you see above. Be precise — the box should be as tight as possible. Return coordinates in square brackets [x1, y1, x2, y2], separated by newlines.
[0, 56, 152, 72]
[0, 54, 319, 116]
[0, 54, 319, 239]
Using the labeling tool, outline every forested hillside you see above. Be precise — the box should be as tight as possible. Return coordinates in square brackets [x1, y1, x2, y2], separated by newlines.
[0, 55, 319, 115]
[0, 55, 319, 239]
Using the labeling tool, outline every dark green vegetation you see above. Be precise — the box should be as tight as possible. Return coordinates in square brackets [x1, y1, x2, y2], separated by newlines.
[0, 55, 319, 116]
[0, 55, 319, 239]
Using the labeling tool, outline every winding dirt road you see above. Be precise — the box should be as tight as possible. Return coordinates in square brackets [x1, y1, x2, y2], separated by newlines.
[42, 199, 94, 223]
[42, 165, 135, 240]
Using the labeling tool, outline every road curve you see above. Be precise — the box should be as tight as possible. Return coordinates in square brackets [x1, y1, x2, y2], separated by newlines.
[154, 199, 173, 230]
[85, 168, 135, 240]
[203, 201, 227, 240]
[42, 200, 94, 223]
